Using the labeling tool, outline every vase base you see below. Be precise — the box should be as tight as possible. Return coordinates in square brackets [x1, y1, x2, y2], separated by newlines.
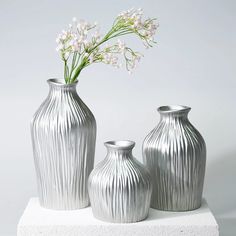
[17, 198, 219, 236]
[38, 199, 90, 211]
[150, 202, 202, 212]
[92, 212, 148, 223]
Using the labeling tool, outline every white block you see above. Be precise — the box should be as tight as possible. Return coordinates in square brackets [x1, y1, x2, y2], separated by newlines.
[17, 198, 219, 236]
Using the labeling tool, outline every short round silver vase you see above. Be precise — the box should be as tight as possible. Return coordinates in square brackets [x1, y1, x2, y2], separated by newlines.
[143, 105, 206, 211]
[88, 140, 152, 223]
[31, 79, 96, 210]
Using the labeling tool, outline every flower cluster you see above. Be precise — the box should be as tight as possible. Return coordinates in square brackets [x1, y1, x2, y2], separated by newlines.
[56, 19, 97, 59]
[116, 8, 158, 48]
[56, 8, 158, 83]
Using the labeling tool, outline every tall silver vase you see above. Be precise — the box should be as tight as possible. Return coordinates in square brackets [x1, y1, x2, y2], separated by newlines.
[88, 141, 152, 223]
[31, 79, 96, 210]
[143, 105, 206, 211]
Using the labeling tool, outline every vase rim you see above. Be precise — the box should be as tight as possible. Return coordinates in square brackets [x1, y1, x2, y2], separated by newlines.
[158, 105, 191, 114]
[104, 140, 135, 150]
[47, 78, 78, 87]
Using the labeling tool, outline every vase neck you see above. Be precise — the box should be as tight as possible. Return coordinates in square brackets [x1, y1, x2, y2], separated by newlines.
[105, 141, 135, 159]
[47, 79, 78, 97]
[158, 105, 191, 123]
[107, 149, 133, 159]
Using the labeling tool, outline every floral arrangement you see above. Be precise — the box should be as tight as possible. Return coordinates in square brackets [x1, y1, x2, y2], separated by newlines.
[56, 8, 158, 84]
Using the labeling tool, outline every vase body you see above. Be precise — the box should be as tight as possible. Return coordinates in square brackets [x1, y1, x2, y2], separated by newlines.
[88, 140, 152, 223]
[143, 105, 206, 211]
[31, 79, 96, 210]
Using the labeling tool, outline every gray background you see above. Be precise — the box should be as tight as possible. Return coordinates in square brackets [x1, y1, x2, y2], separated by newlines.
[0, 0, 235, 235]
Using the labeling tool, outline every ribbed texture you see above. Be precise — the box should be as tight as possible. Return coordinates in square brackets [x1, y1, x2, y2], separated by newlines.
[31, 79, 96, 210]
[143, 106, 206, 211]
[88, 141, 152, 223]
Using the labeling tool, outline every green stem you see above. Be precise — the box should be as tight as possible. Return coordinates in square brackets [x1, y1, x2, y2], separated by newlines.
[64, 60, 69, 83]
[70, 58, 88, 83]
[69, 52, 78, 81]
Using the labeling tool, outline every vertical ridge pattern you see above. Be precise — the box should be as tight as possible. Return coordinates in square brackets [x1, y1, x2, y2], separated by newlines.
[143, 106, 206, 211]
[88, 141, 152, 223]
[31, 79, 96, 210]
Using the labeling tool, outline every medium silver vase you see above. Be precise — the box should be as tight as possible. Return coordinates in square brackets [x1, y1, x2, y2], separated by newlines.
[88, 140, 152, 223]
[31, 79, 96, 210]
[143, 105, 206, 211]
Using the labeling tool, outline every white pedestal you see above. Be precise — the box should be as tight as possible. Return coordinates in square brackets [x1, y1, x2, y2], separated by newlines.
[17, 198, 219, 236]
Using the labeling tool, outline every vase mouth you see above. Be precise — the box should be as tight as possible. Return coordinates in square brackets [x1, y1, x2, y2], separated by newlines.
[104, 140, 135, 150]
[158, 105, 191, 114]
[47, 78, 78, 87]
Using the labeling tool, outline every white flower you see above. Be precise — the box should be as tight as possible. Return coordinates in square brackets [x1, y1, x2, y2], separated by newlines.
[56, 17, 100, 55]
[56, 37, 61, 43]
[56, 44, 63, 51]
[102, 51, 119, 66]
[118, 8, 143, 22]
[64, 52, 70, 58]
[89, 54, 94, 63]
[117, 39, 126, 53]
[116, 8, 158, 48]
[133, 19, 141, 29]
[92, 30, 101, 42]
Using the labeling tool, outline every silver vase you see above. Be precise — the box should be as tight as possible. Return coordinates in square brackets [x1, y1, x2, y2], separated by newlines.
[88, 140, 152, 223]
[31, 79, 96, 210]
[143, 105, 206, 211]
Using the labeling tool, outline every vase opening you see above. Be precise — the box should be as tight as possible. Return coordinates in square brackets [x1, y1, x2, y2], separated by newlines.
[158, 105, 191, 115]
[105, 140, 135, 150]
[47, 78, 78, 87]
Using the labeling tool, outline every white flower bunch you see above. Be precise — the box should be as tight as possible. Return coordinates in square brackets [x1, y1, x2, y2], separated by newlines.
[56, 19, 98, 57]
[117, 8, 158, 48]
[56, 8, 158, 84]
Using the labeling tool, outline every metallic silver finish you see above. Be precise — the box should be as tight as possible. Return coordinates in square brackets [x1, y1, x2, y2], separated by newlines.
[143, 105, 206, 211]
[31, 79, 96, 210]
[88, 140, 152, 223]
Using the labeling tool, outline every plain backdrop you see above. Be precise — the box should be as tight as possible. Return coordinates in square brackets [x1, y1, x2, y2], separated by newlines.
[0, 0, 235, 235]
